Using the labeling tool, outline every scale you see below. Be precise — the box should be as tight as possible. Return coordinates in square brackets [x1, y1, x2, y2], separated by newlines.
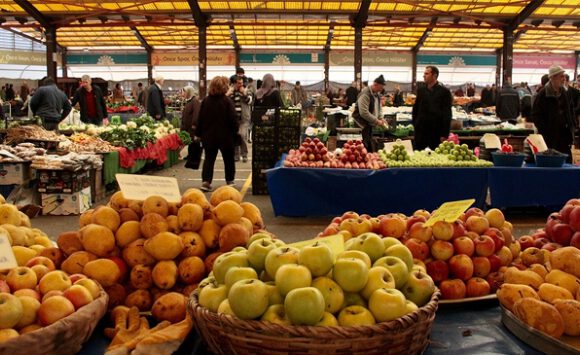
[336, 127, 362, 143]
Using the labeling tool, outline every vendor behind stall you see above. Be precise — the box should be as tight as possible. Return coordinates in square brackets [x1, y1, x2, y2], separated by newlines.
[351, 75, 387, 152]
[30, 77, 72, 130]
[71, 75, 108, 125]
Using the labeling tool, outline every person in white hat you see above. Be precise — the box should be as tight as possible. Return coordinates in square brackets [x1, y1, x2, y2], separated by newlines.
[531, 65, 577, 161]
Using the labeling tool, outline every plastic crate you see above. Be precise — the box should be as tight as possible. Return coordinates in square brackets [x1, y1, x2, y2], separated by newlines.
[252, 107, 278, 126]
[278, 108, 301, 127]
[253, 126, 276, 144]
[251, 171, 269, 195]
[534, 152, 567, 167]
[491, 152, 526, 167]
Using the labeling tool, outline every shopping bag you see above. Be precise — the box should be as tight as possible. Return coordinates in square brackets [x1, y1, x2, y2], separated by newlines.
[185, 141, 202, 170]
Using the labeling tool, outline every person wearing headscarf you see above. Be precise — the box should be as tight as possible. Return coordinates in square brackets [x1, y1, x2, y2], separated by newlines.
[181, 86, 202, 169]
[254, 74, 283, 107]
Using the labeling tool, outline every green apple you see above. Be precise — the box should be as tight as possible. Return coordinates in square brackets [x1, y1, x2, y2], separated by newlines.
[299, 242, 334, 277]
[342, 292, 367, 308]
[275, 264, 312, 296]
[284, 287, 325, 325]
[197, 275, 216, 292]
[247, 232, 274, 248]
[264, 246, 300, 280]
[337, 250, 371, 269]
[374, 256, 409, 289]
[382, 237, 403, 250]
[231, 246, 247, 253]
[338, 305, 376, 326]
[261, 304, 292, 325]
[260, 270, 273, 283]
[360, 266, 396, 300]
[405, 300, 418, 314]
[224, 266, 258, 290]
[198, 281, 228, 312]
[0, 293, 23, 329]
[333, 258, 369, 293]
[344, 238, 356, 250]
[228, 279, 269, 320]
[352, 232, 385, 262]
[273, 239, 286, 247]
[401, 270, 435, 307]
[369, 288, 407, 322]
[247, 238, 277, 272]
[212, 251, 250, 284]
[265, 281, 283, 305]
[384, 244, 414, 272]
[217, 299, 236, 315]
[316, 312, 339, 326]
[311, 277, 344, 314]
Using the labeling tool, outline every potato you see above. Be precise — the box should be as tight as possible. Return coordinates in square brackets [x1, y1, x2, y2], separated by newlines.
[513, 298, 564, 339]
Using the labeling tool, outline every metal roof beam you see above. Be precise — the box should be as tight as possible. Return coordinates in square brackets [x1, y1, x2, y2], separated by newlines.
[412, 17, 437, 52]
[509, 0, 545, 30]
[187, 0, 210, 27]
[13, 0, 51, 28]
[130, 26, 152, 51]
[353, 0, 372, 27]
[324, 23, 335, 50]
[229, 25, 240, 50]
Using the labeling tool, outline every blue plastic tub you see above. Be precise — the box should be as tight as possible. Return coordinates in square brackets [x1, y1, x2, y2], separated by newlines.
[491, 152, 526, 167]
[534, 152, 568, 167]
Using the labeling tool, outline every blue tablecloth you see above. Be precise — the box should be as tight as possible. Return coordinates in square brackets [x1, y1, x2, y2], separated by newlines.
[488, 164, 580, 209]
[266, 166, 489, 217]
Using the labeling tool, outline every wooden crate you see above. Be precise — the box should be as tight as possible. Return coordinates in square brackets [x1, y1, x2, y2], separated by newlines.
[572, 148, 580, 165]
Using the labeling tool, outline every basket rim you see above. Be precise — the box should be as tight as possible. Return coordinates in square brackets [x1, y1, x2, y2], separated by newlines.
[188, 287, 440, 337]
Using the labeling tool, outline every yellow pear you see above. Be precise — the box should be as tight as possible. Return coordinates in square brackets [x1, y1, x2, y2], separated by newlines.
[115, 221, 142, 248]
[91, 206, 121, 232]
[497, 283, 539, 312]
[210, 186, 242, 206]
[152, 260, 178, 290]
[109, 191, 130, 211]
[545, 269, 580, 295]
[198, 219, 221, 249]
[177, 203, 204, 231]
[142, 195, 169, 217]
[181, 188, 211, 212]
[143, 231, 184, 260]
[504, 267, 543, 289]
[83, 259, 121, 287]
[550, 247, 580, 278]
[80, 224, 116, 257]
[213, 200, 244, 226]
[12, 246, 37, 266]
[538, 283, 574, 304]
[0, 204, 21, 226]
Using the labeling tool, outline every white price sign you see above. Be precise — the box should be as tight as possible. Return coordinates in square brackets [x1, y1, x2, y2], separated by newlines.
[116, 174, 181, 203]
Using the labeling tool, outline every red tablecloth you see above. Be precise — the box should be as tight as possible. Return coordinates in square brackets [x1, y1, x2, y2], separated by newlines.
[116, 133, 182, 168]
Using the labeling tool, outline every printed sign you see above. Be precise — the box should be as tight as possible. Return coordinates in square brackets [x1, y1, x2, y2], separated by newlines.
[67, 53, 147, 65]
[424, 199, 475, 227]
[329, 51, 412, 67]
[418, 54, 496, 67]
[482, 133, 501, 149]
[382, 139, 414, 156]
[0, 233, 17, 271]
[288, 234, 344, 257]
[0, 50, 46, 65]
[152, 50, 236, 66]
[240, 52, 324, 65]
[513, 54, 576, 70]
[116, 174, 181, 203]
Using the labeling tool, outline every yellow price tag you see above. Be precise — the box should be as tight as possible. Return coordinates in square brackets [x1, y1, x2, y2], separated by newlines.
[0, 233, 18, 271]
[424, 199, 475, 227]
[288, 234, 344, 258]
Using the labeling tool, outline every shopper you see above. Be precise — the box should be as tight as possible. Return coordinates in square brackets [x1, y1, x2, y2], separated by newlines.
[345, 81, 359, 107]
[229, 67, 248, 87]
[180, 86, 202, 169]
[147, 76, 166, 120]
[351, 75, 387, 152]
[290, 81, 306, 107]
[30, 77, 72, 130]
[480, 85, 493, 107]
[112, 83, 124, 103]
[196, 76, 238, 192]
[20, 83, 30, 103]
[466, 83, 475, 97]
[229, 77, 253, 162]
[393, 84, 404, 107]
[71, 75, 108, 125]
[5, 83, 14, 101]
[496, 82, 520, 123]
[531, 65, 576, 161]
[254, 73, 283, 107]
[565, 74, 580, 118]
[412, 66, 453, 150]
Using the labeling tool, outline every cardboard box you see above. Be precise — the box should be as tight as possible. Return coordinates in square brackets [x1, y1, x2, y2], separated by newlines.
[36, 169, 90, 194]
[0, 163, 31, 185]
[573, 148, 580, 165]
[42, 187, 91, 216]
[89, 168, 105, 203]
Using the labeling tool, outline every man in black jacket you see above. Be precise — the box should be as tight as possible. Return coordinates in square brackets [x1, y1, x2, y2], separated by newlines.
[71, 75, 108, 125]
[147, 76, 166, 120]
[30, 77, 72, 130]
[496, 82, 520, 123]
[345, 81, 359, 107]
[412, 66, 452, 150]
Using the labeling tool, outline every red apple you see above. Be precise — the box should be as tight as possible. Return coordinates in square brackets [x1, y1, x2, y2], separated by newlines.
[534, 237, 550, 249]
[405, 239, 430, 261]
[484, 228, 505, 252]
[406, 215, 426, 230]
[465, 216, 490, 235]
[448, 254, 474, 281]
[408, 222, 433, 242]
[569, 206, 580, 231]
[551, 223, 574, 246]
[474, 235, 495, 257]
[541, 242, 562, 252]
[38, 296, 75, 326]
[570, 231, 580, 249]
[321, 223, 340, 237]
[532, 230, 548, 240]
[430, 240, 454, 261]
[488, 254, 502, 272]
[26, 256, 56, 271]
[496, 246, 513, 266]
[0, 280, 9, 293]
[68, 274, 87, 284]
[465, 231, 480, 240]
[465, 207, 484, 220]
[413, 209, 431, 219]
[13, 288, 41, 301]
[453, 236, 475, 257]
[545, 217, 560, 239]
[432, 221, 454, 241]
[378, 216, 407, 239]
[518, 235, 535, 250]
[452, 221, 467, 240]
[472, 256, 492, 278]
[426, 260, 449, 283]
[439, 279, 466, 299]
[331, 217, 342, 224]
[486, 272, 505, 292]
[63, 284, 94, 310]
[341, 211, 359, 221]
[560, 205, 576, 223]
[466, 277, 491, 297]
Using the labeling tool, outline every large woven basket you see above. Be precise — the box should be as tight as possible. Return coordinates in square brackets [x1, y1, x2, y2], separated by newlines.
[189, 289, 440, 355]
[0, 289, 108, 355]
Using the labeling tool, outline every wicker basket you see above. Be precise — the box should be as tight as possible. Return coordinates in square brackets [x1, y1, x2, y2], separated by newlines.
[0, 289, 108, 355]
[189, 289, 440, 355]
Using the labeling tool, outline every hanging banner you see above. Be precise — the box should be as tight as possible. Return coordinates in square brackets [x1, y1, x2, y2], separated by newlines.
[417, 54, 496, 67]
[0, 50, 46, 65]
[240, 52, 324, 65]
[329, 51, 412, 67]
[67, 53, 148, 65]
[152, 50, 236, 66]
[513, 54, 576, 69]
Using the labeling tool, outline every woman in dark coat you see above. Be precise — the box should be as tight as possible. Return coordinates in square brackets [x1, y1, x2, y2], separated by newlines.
[254, 73, 283, 107]
[195, 76, 238, 192]
[180, 86, 201, 169]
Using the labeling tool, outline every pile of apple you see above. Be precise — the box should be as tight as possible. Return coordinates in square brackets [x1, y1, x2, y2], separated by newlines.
[53, 185, 265, 323]
[497, 246, 580, 339]
[0, 266, 102, 342]
[284, 137, 331, 168]
[334, 140, 385, 170]
[318, 207, 521, 300]
[519, 198, 580, 251]
[197, 232, 436, 326]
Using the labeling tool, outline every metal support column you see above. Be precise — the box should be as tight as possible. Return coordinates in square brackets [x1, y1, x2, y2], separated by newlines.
[324, 47, 330, 93]
[198, 25, 207, 98]
[575, 50, 579, 81]
[354, 26, 363, 90]
[235, 47, 241, 69]
[61, 48, 67, 78]
[502, 29, 514, 86]
[411, 50, 418, 93]
[146, 49, 153, 85]
[495, 48, 502, 89]
[45, 26, 57, 81]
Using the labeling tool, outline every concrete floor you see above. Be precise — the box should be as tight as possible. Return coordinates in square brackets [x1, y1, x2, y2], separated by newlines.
[32, 145, 549, 243]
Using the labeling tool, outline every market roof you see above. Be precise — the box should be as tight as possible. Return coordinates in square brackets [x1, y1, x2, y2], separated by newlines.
[1, 0, 579, 52]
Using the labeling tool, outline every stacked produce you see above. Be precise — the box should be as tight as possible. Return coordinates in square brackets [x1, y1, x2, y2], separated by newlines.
[30, 152, 102, 170]
[382, 143, 410, 162]
[197, 231, 436, 326]
[60, 133, 115, 153]
[284, 137, 330, 168]
[379, 141, 493, 168]
[283, 139, 386, 169]
[519, 199, 580, 250]
[498, 246, 580, 339]
[0, 197, 105, 342]
[0, 143, 46, 162]
[4, 126, 65, 145]
[318, 208, 520, 300]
